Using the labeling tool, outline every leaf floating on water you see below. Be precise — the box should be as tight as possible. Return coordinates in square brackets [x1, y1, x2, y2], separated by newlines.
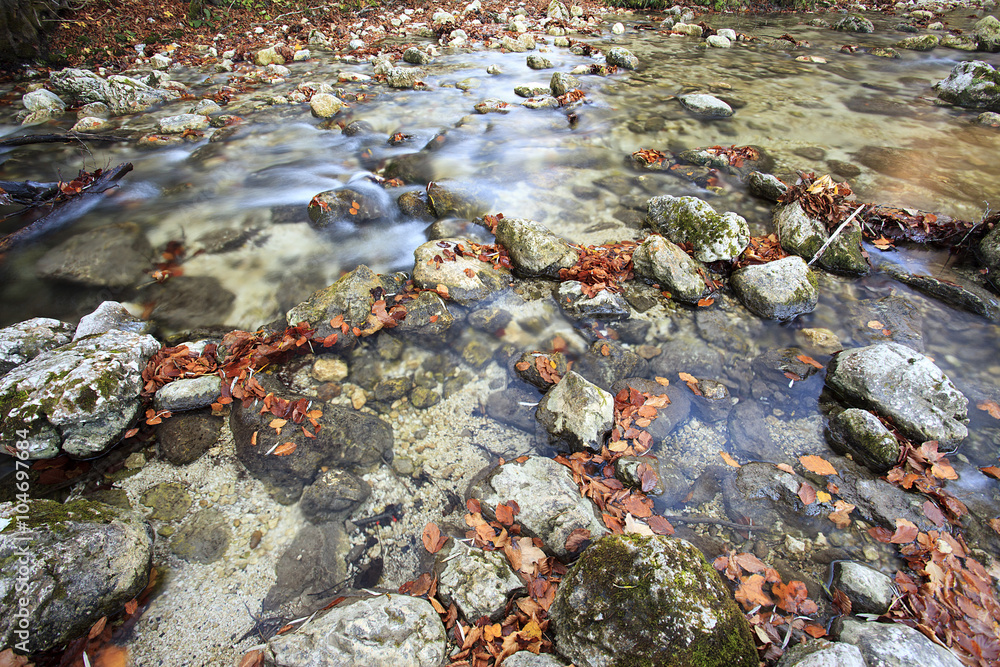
[980, 465, 1000, 480]
[796, 354, 824, 369]
[976, 400, 1000, 419]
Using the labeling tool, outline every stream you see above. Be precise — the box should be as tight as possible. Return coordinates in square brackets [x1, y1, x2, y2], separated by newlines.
[1, 7, 1000, 665]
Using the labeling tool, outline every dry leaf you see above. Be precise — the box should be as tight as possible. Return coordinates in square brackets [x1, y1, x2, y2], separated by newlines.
[623, 513, 655, 536]
[238, 650, 265, 667]
[776, 463, 795, 474]
[422, 522, 448, 554]
[890, 518, 919, 544]
[735, 574, 773, 609]
[565, 528, 591, 552]
[720, 451, 741, 468]
[272, 441, 297, 456]
[798, 482, 817, 505]
[678, 372, 699, 384]
[733, 552, 766, 574]
[654, 376, 670, 386]
[796, 354, 824, 369]
[980, 465, 1000, 479]
[867, 320, 884, 329]
[976, 400, 1000, 419]
[89, 616, 107, 639]
[816, 490, 832, 504]
[799, 455, 837, 476]
[646, 515, 674, 535]
[517, 537, 546, 574]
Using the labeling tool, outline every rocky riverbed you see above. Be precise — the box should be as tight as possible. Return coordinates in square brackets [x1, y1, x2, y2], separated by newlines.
[2, 0, 1000, 665]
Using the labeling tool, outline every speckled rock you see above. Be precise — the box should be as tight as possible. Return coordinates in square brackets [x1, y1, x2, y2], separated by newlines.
[834, 15, 875, 33]
[974, 14, 1000, 52]
[550, 534, 757, 667]
[0, 318, 73, 376]
[139, 482, 192, 521]
[631, 234, 708, 304]
[773, 201, 868, 276]
[934, 60, 1000, 111]
[412, 238, 512, 306]
[550, 71, 580, 96]
[0, 499, 154, 653]
[775, 640, 865, 667]
[158, 113, 209, 133]
[606, 47, 639, 70]
[266, 594, 447, 666]
[895, 34, 939, 50]
[536, 371, 614, 451]
[830, 561, 895, 615]
[73, 301, 150, 340]
[254, 46, 285, 66]
[299, 468, 370, 524]
[826, 342, 968, 446]
[154, 375, 222, 412]
[0, 329, 159, 459]
[828, 408, 900, 473]
[678, 93, 733, 118]
[35, 222, 153, 288]
[556, 281, 631, 320]
[309, 93, 343, 118]
[470, 456, 608, 559]
[437, 542, 524, 621]
[646, 195, 748, 262]
[494, 217, 579, 277]
[403, 47, 432, 65]
[833, 617, 963, 667]
[730, 256, 819, 320]
[169, 508, 230, 564]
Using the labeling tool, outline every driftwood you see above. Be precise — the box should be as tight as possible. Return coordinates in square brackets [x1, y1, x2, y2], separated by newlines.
[0, 179, 59, 204]
[0, 162, 133, 254]
[0, 132, 129, 149]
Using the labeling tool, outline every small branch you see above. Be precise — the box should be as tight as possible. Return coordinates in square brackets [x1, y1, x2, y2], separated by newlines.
[0, 133, 129, 149]
[808, 204, 865, 267]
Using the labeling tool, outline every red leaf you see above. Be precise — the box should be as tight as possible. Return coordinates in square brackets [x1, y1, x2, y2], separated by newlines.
[889, 518, 919, 544]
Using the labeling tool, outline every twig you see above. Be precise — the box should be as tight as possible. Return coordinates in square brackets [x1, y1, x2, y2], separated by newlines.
[0, 133, 128, 148]
[808, 204, 865, 267]
[659, 515, 781, 534]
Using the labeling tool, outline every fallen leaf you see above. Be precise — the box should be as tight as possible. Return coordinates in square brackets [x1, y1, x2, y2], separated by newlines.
[422, 522, 448, 554]
[654, 376, 670, 386]
[495, 502, 515, 526]
[798, 482, 817, 505]
[735, 574, 773, 609]
[237, 649, 265, 667]
[733, 552, 766, 574]
[646, 515, 674, 535]
[89, 616, 107, 639]
[623, 513, 655, 536]
[867, 320, 885, 329]
[977, 400, 1000, 419]
[923, 500, 946, 527]
[776, 463, 795, 474]
[890, 518, 919, 544]
[796, 354, 824, 369]
[678, 372, 698, 384]
[565, 528, 591, 552]
[92, 646, 129, 667]
[799, 455, 837, 476]
[980, 465, 1000, 479]
[696, 297, 715, 307]
[517, 536, 546, 574]
[720, 451, 741, 468]
[272, 441, 297, 456]
[816, 490, 832, 504]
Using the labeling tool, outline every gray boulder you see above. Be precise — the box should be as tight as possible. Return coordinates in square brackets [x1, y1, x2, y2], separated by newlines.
[48, 68, 111, 104]
[825, 342, 968, 445]
[550, 72, 580, 96]
[974, 15, 1000, 52]
[22, 89, 65, 114]
[830, 561, 895, 615]
[536, 371, 614, 451]
[550, 534, 758, 667]
[0, 330, 160, 459]
[631, 234, 708, 304]
[426, 179, 494, 219]
[678, 93, 733, 118]
[833, 617, 964, 667]
[403, 47, 432, 65]
[556, 281, 631, 320]
[834, 15, 875, 33]
[730, 256, 819, 320]
[309, 93, 343, 118]
[158, 113, 209, 134]
[266, 594, 447, 666]
[412, 238, 512, 306]
[387, 67, 422, 89]
[646, 195, 749, 262]
[747, 171, 788, 202]
[35, 222, 153, 288]
[154, 375, 222, 412]
[776, 641, 866, 667]
[494, 217, 578, 277]
[0, 499, 154, 653]
[0, 318, 73, 376]
[254, 46, 285, 65]
[527, 54, 553, 69]
[828, 408, 901, 473]
[299, 469, 370, 524]
[437, 542, 523, 621]
[606, 47, 639, 70]
[104, 74, 174, 115]
[934, 60, 1000, 111]
[515, 83, 552, 98]
[547, 0, 570, 20]
[773, 201, 868, 275]
[470, 456, 608, 558]
[73, 301, 150, 340]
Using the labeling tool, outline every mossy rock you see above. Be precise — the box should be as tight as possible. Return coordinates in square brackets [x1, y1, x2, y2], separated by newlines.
[550, 534, 757, 667]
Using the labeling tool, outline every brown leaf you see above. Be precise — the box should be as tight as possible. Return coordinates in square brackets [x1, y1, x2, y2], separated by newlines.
[832, 587, 852, 615]
[799, 455, 837, 476]
[796, 354, 824, 369]
[272, 441, 297, 456]
[922, 500, 946, 527]
[733, 552, 766, 574]
[798, 482, 817, 505]
[495, 502, 515, 526]
[889, 518, 919, 544]
[565, 528, 591, 552]
[466, 498, 482, 514]
[124, 598, 138, 615]
[976, 399, 1000, 419]
[981, 465, 1000, 479]
[422, 522, 448, 554]
[237, 650, 265, 667]
[89, 616, 107, 639]
[646, 514, 674, 535]
[719, 451, 741, 468]
[734, 574, 774, 610]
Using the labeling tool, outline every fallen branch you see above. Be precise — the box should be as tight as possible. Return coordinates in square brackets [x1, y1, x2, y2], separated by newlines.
[0, 162, 133, 254]
[808, 204, 865, 267]
[0, 133, 129, 149]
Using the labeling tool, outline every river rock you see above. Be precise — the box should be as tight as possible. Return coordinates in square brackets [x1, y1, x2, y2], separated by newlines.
[494, 218, 578, 278]
[550, 71, 580, 96]
[470, 456, 608, 558]
[515, 83, 551, 97]
[606, 47, 639, 70]
[48, 68, 110, 105]
[154, 375, 222, 412]
[731, 256, 818, 320]
[255, 46, 285, 65]
[834, 15, 875, 33]
[707, 34, 732, 48]
[0, 499, 154, 653]
[527, 55, 553, 70]
[387, 66, 422, 88]
[393, 291, 455, 337]
[307, 186, 388, 227]
[286, 264, 407, 345]
[158, 113, 209, 133]
[299, 468, 370, 524]
[747, 172, 788, 202]
[74, 301, 150, 340]
[547, 0, 570, 19]
[473, 98, 510, 114]
[830, 561, 895, 615]
[412, 238, 512, 306]
[776, 641, 866, 667]
[773, 201, 868, 275]
[934, 60, 1000, 111]
[35, 221, 153, 288]
[974, 14, 1000, 52]
[673, 22, 704, 37]
[155, 410, 223, 465]
[22, 89, 65, 114]
[646, 195, 749, 262]
[825, 342, 968, 446]
[0, 329, 159, 459]
[550, 534, 758, 667]
[403, 47, 432, 65]
[263, 522, 350, 618]
[230, 398, 393, 504]
[828, 408, 900, 473]
[981, 223, 1000, 280]
[437, 542, 523, 622]
[309, 93, 343, 118]
[878, 261, 1000, 321]
[105, 74, 173, 115]
[678, 93, 733, 118]
[847, 295, 923, 352]
[556, 281, 631, 320]
[267, 594, 447, 666]
[727, 400, 783, 461]
[140, 482, 192, 521]
[895, 34, 938, 50]
[485, 386, 539, 433]
[426, 179, 493, 219]
[536, 371, 614, 451]
[631, 234, 708, 304]
[0, 318, 73, 376]
[833, 617, 964, 667]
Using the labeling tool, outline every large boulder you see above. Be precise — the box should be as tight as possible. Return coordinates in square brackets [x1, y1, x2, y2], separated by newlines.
[0, 499, 154, 653]
[825, 342, 968, 446]
[0, 330, 160, 459]
[773, 201, 868, 275]
[934, 60, 1000, 111]
[436, 542, 523, 622]
[0, 318, 73, 376]
[412, 239, 512, 306]
[631, 235, 708, 304]
[833, 617, 964, 667]
[266, 594, 447, 666]
[494, 218, 578, 278]
[550, 534, 758, 667]
[646, 195, 749, 262]
[974, 15, 1000, 52]
[730, 256, 819, 320]
[536, 371, 614, 451]
[828, 408, 901, 473]
[470, 456, 608, 559]
[35, 222, 153, 288]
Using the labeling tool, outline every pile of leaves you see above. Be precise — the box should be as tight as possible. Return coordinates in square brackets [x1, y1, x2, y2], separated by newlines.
[733, 233, 790, 269]
[857, 205, 985, 250]
[713, 551, 826, 662]
[557, 241, 638, 298]
[704, 144, 760, 169]
[630, 148, 671, 170]
[777, 173, 855, 228]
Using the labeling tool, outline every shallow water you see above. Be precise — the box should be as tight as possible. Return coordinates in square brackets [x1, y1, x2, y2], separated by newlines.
[2, 9, 1000, 663]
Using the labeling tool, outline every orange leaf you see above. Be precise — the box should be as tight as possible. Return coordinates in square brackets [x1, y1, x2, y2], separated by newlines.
[678, 372, 698, 384]
[273, 441, 297, 456]
[422, 522, 448, 554]
[88, 616, 107, 639]
[799, 455, 837, 476]
[719, 451, 741, 468]
[734, 574, 773, 610]
[654, 376, 669, 386]
[776, 463, 795, 474]
[565, 528, 591, 552]
[124, 599, 138, 615]
[867, 320, 884, 329]
[696, 297, 715, 307]
[796, 354, 823, 369]
[601, 344, 610, 356]
[251, 431, 258, 447]
[980, 465, 1000, 479]
[798, 482, 817, 505]
[977, 400, 1000, 419]
[889, 518, 919, 544]
[495, 502, 515, 526]
[646, 515, 674, 535]
[124, 427, 139, 439]
[92, 646, 129, 667]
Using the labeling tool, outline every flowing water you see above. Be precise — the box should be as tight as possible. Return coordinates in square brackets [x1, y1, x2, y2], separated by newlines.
[2, 8, 1000, 664]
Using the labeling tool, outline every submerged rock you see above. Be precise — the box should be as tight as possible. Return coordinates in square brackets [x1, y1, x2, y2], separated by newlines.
[834, 15, 875, 33]
[825, 342, 968, 446]
[0, 499, 154, 653]
[0, 318, 73, 376]
[470, 456, 608, 558]
[426, 179, 493, 219]
[267, 594, 446, 666]
[550, 534, 758, 667]
[263, 522, 349, 618]
[557, 281, 631, 320]
[730, 256, 819, 320]
[35, 222, 153, 288]
[646, 195, 749, 262]
[678, 93, 733, 118]
[0, 329, 159, 459]
[934, 60, 1000, 111]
